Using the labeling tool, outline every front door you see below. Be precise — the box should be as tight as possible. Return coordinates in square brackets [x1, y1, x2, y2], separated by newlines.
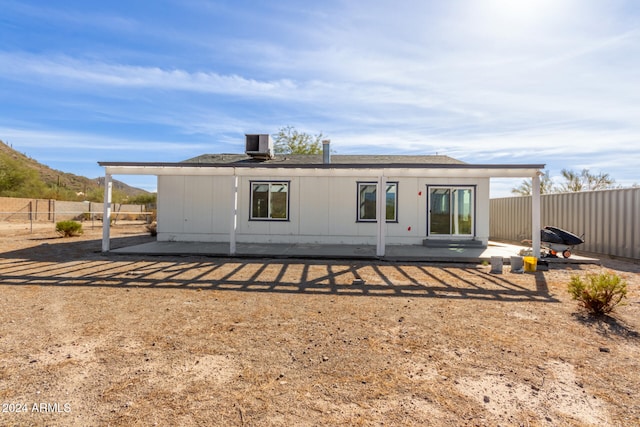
[428, 187, 474, 237]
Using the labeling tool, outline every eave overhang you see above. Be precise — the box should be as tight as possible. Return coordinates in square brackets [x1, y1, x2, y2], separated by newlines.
[98, 161, 544, 178]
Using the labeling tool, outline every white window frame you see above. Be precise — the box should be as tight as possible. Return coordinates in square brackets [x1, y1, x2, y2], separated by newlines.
[427, 185, 475, 237]
[250, 181, 290, 221]
[357, 181, 398, 223]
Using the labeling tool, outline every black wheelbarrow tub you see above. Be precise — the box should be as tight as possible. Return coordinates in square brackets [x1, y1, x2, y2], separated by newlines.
[541, 226, 584, 246]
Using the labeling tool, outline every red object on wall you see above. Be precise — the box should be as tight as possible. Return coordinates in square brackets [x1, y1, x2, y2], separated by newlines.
[407, 226, 412, 231]
[418, 191, 422, 196]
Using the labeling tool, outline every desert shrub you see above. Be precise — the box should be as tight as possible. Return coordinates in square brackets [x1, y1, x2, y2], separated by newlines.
[568, 272, 627, 316]
[146, 209, 157, 224]
[55, 220, 83, 237]
[146, 221, 157, 236]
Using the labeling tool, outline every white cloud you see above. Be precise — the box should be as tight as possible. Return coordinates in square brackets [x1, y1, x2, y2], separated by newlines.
[0, 53, 297, 97]
[0, 126, 208, 153]
[1, 0, 639, 196]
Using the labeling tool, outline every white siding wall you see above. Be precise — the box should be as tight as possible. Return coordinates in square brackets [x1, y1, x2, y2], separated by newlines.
[299, 177, 331, 237]
[327, 177, 358, 241]
[157, 175, 232, 242]
[157, 174, 490, 245]
[158, 176, 185, 237]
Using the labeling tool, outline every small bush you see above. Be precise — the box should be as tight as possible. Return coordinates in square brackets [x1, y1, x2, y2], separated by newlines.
[568, 272, 627, 316]
[55, 220, 83, 237]
[146, 209, 157, 224]
[146, 221, 157, 236]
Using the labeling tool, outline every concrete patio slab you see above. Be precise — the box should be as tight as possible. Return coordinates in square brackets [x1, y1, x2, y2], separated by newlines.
[111, 240, 599, 264]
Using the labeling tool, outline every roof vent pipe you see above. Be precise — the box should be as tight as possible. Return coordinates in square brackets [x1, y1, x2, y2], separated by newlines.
[322, 139, 331, 164]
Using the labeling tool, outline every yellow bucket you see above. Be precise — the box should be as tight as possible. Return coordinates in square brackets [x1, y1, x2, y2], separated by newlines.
[523, 256, 537, 272]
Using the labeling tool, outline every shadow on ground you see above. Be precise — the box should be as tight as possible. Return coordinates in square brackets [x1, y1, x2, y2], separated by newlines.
[0, 236, 559, 303]
[572, 312, 640, 340]
[5, 234, 156, 260]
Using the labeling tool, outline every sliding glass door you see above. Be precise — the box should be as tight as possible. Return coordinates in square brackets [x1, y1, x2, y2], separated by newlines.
[428, 187, 474, 236]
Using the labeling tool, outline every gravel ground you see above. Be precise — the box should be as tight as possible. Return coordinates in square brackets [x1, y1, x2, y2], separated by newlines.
[0, 222, 638, 426]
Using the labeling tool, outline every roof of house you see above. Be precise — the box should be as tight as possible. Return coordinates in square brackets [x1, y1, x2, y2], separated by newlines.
[181, 153, 467, 166]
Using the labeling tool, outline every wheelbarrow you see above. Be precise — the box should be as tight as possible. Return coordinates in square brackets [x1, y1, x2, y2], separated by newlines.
[540, 226, 584, 258]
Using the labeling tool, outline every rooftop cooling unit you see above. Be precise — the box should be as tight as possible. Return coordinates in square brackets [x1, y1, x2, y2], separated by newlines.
[245, 134, 273, 160]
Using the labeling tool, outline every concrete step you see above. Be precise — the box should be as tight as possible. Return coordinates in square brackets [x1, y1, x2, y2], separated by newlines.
[422, 239, 485, 248]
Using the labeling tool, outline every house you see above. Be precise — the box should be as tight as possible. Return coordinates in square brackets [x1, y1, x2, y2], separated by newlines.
[99, 135, 544, 257]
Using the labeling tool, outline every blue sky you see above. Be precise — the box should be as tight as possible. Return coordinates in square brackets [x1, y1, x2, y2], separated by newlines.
[1, 0, 638, 197]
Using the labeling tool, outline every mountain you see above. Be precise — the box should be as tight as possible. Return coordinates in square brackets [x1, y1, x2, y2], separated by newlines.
[94, 176, 149, 197]
[0, 140, 150, 200]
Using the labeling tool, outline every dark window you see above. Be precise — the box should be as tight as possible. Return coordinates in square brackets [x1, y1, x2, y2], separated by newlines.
[357, 182, 398, 222]
[250, 181, 289, 220]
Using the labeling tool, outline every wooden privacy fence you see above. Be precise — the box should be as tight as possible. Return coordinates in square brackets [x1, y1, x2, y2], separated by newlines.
[490, 187, 640, 260]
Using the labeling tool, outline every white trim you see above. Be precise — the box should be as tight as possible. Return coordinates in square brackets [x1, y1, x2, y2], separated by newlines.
[249, 181, 290, 221]
[103, 165, 542, 179]
[356, 181, 398, 223]
[427, 186, 475, 238]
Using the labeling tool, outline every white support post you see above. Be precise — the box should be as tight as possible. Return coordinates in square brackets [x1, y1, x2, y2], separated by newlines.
[532, 172, 541, 258]
[101, 173, 113, 252]
[376, 174, 387, 257]
[229, 174, 238, 255]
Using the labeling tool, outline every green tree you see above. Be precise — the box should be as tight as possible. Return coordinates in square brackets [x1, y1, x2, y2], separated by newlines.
[129, 193, 157, 205]
[558, 168, 616, 192]
[84, 187, 129, 204]
[511, 168, 617, 196]
[0, 152, 46, 197]
[511, 170, 554, 196]
[273, 126, 325, 155]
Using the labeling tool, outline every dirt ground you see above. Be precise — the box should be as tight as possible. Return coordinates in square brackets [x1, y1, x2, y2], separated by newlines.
[0, 222, 638, 426]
